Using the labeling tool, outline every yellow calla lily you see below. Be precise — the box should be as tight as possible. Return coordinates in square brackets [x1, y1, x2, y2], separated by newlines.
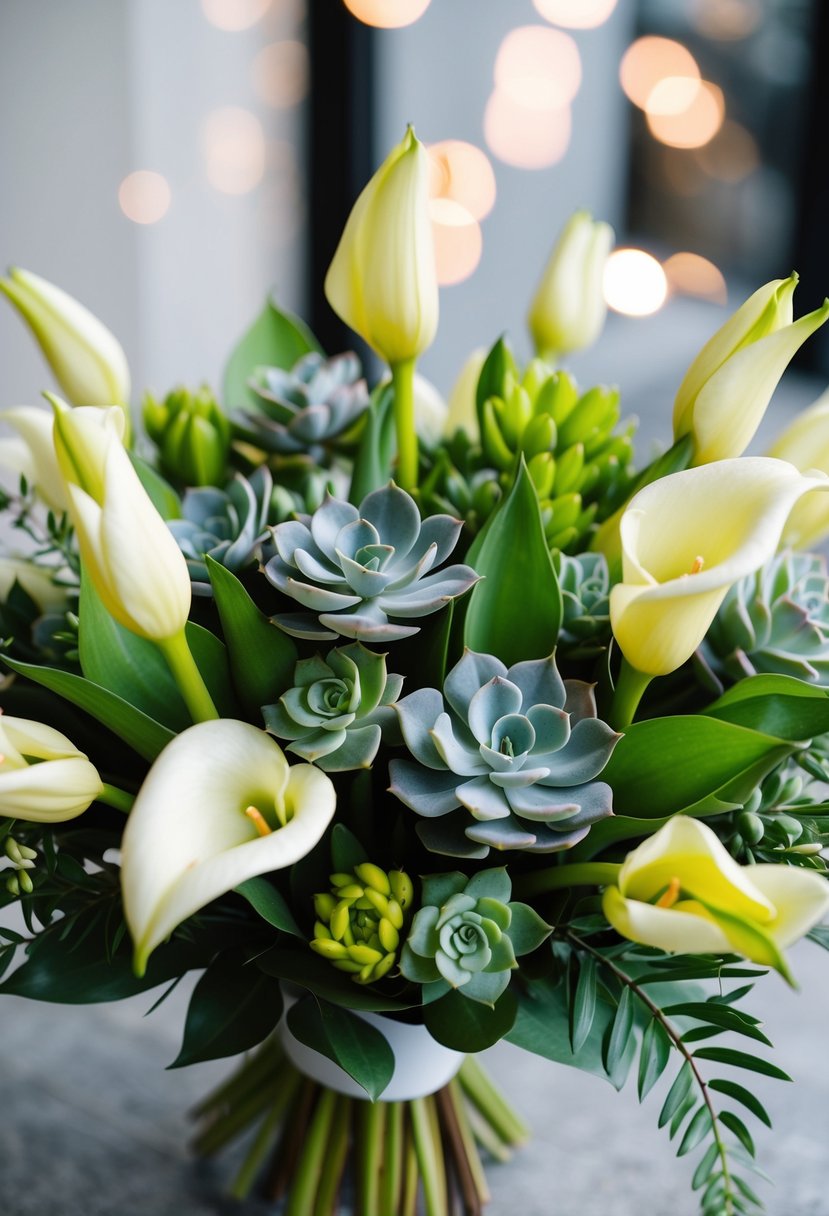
[528, 211, 613, 362]
[766, 389, 829, 548]
[609, 457, 829, 676]
[603, 816, 829, 981]
[51, 399, 191, 642]
[0, 716, 103, 822]
[121, 720, 337, 974]
[324, 126, 438, 366]
[672, 273, 829, 464]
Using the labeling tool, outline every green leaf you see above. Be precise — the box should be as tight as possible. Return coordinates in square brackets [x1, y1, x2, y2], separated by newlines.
[719, 1110, 756, 1157]
[349, 383, 396, 506]
[708, 1080, 771, 1129]
[604, 986, 635, 1084]
[638, 1018, 672, 1101]
[255, 947, 412, 1013]
[128, 453, 182, 520]
[669, 1089, 698, 1140]
[185, 620, 240, 718]
[236, 877, 302, 937]
[603, 715, 793, 819]
[704, 674, 829, 742]
[692, 1047, 792, 1081]
[2, 656, 174, 762]
[692, 1142, 721, 1190]
[475, 336, 517, 433]
[169, 951, 284, 1068]
[658, 1060, 694, 1128]
[286, 995, 394, 1101]
[507, 976, 619, 1083]
[223, 296, 320, 412]
[207, 556, 297, 715]
[330, 824, 368, 873]
[424, 987, 517, 1052]
[506, 902, 552, 956]
[677, 1103, 712, 1156]
[464, 457, 561, 664]
[570, 954, 598, 1053]
[664, 1002, 772, 1046]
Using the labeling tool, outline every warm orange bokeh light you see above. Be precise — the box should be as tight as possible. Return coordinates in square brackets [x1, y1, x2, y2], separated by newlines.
[202, 108, 266, 195]
[603, 249, 667, 317]
[620, 36, 700, 110]
[532, 0, 618, 29]
[646, 81, 725, 149]
[495, 25, 581, 109]
[646, 76, 702, 117]
[252, 40, 309, 108]
[484, 90, 571, 170]
[696, 119, 759, 182]
[691, 0, 761, 41]
[663, 252, 728, 304]
[427, 141, 496, 221]
[118, 171, 171, 225]
[201, 0, 271, 31]
[429, 198, 483, 286]
[343, 0, 431, 28]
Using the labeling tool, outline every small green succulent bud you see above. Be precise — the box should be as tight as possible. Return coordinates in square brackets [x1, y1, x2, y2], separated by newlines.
[143, 384, 231, 487]
[310, 863, 414, 984]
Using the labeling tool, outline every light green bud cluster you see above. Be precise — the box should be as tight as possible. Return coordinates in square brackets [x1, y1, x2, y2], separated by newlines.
[4, 836, 37, 897]
[143, 384, 231, 488]
[310, 862, 414, 984]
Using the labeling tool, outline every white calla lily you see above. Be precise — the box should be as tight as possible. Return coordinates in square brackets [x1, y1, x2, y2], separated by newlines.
[0, 405, 69, 511]
[603, 816, 829, 981]
[0, 266, 130, 411]
[52, 399, 191, 641]
[121, 720, 337, 974]
[610, 457, 829, 676]
[0, 716, 103, 822]
[528, 211, 613, 361]
[766, 389, 829, 548]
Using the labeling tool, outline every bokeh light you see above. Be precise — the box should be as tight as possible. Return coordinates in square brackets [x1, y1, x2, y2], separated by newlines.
[696, 119, 759, 182]
[646, 76, 702, 117]
[484, 90, 571, 170]
[691, 0, 761, 41]
[252, 40, 309, 108]
[201, 0, 271, 31]
[663, 252, 728, 304]
[620, 37, 700, 110]
[495, 26, 581, 109]
[429, 198, 483, 286]
[532, 0, 618, 29]
[342, 0, 431, 28]
[427, 141, 496, 221]
[603, 249, 667, 316]
[202, 107, 266, 195]
[118, 171, 171, 225]
[646, 81, 725, 149]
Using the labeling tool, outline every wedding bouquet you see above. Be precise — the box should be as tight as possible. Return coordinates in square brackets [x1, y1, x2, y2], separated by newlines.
[2, 127, 829, 1216]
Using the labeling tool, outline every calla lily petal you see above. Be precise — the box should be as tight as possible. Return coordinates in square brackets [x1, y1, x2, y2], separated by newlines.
[121, 720, 336, 975]
[767, 389, 829, 548]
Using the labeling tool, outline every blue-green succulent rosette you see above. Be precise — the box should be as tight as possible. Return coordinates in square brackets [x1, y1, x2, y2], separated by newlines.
[400, 867, 551, 1004]
[264, 482, 478, 642]
[390, 649, 620, 856]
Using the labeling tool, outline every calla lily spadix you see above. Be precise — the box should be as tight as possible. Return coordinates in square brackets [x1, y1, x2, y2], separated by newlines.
[766, 388, 829, 549]
[610, 457, 829, 677]
[603, 816, 829, 982]
[121, 720, 337, 975]
[0, 716, 103, 822]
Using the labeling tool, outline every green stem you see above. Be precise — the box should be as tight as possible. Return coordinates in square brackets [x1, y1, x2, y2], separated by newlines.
[379, 1101, 404, 1215]
[515, 861, 621, 899]
[357, 1099, 386, 1216]
[230, 1098, 286, 1200]
[313, 1095, 350, 1216]
[286, 1087, 338, 1216]
[157, 628, 219, 723]
[97, 783, 134, 814]
[191, 1039, 283, 1119]
[458, 1056, 530, 1145]
[391, 357, 418, 493]
[447, 1078, 490, 1204]
[609, 658, 652, 730]
[411, 1096, 445, 1216]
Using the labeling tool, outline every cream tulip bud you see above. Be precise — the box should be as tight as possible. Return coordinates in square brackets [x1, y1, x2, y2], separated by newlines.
[121, 719, 336, 973]
[0, 267, 131, 410]
[603, 816, 829, 981]
[445, 347, 486, 441]
[0, 715, 103, 822]
[673, 274, 829, 464]
[766, 389, 829, 549]
[0, 405, 69, 512]
[609, 457, 829, 677]
[325, 127, 438, 365]
[528, 211, 613, 362]
[0, 556, 68, 614]
[51, 399, 191, 641]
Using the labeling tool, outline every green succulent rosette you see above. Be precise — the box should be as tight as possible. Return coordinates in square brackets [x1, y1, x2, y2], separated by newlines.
[310, 863, 414, 984]
[262, 642, 402, 770]
[143, 383, 231, 487]
[400, 867, 551, 1003]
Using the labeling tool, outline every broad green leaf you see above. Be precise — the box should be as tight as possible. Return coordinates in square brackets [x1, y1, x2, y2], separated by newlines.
[464, 458, 561, 664]
[425, 987, 517, 1052]
[206, 556, 297, 715]
[223, 297, 320, 412]
[507, 976, 620, 1083]
[658, 1060, 694, 1128]
[236, 876, 302, 937]
[128, 453, 182, 520]
[349, 383, 395, 506]
[718, 1110, 756, 1157]
[603, 715, 793, 820]
[570, 954, 598, 1053]
[286, 995, 394, 1101]
[2, 655, 174, 762]
[185, 620, 240, 718]
[169, 951, 284, 1068]
[692, 1047, 791, 1081]
[255, 948, 412, 1012]
[704, 674, 829, 743]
